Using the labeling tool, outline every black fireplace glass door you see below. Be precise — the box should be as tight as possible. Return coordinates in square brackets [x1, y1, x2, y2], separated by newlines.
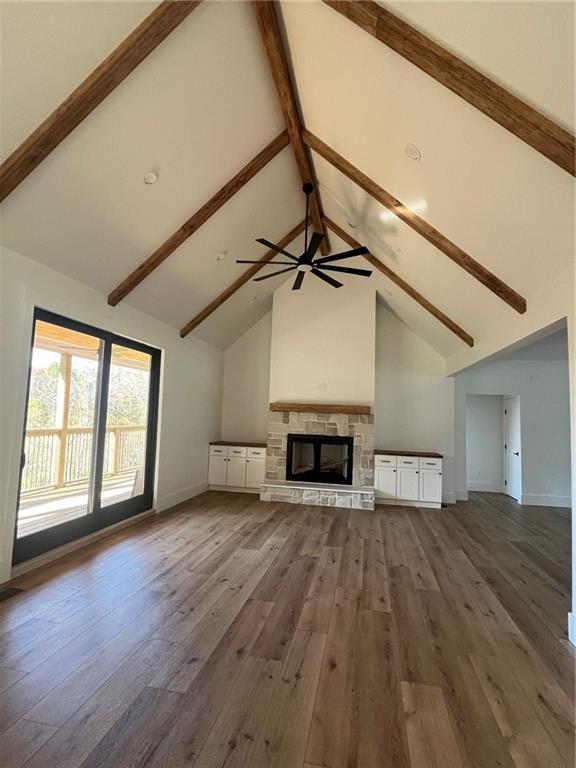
[286, 434, 353, 485]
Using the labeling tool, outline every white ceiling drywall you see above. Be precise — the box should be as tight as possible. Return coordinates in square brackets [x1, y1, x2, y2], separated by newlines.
[0, 1, 573, 357]
[0, 0, 303, 348]
[0, 1, 158, 160]
[279, 0, 574, 359]
[384, 1, 575, 132]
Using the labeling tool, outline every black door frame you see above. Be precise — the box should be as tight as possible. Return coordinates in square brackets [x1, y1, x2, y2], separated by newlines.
[12, 308, 161, 564]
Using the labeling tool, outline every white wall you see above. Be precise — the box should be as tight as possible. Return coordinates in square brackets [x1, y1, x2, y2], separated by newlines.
[455, 331, 572, 507]
[374, 303, 456, 501]
[221, 312, 272, 442]
[0, 246, 223, 584]
[465, 395, 503, 492]
[269, 276, 376, 405]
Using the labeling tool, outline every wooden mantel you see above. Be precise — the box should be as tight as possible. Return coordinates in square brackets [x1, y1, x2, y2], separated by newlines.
[269, 402, 372, 415]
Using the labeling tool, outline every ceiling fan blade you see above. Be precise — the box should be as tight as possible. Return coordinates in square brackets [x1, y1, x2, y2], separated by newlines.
[236, 260, 296, 265]
[315, 264, 373, 277]
[292, 271, 305, 290]
[311, 268, 343, 288]
[314, 247, 369, 265]
[256, 238, 299, 262]
[303, 232, 324, 263]
[253, 265, 297, 281]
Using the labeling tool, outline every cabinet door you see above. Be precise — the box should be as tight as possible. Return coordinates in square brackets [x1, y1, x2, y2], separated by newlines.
[397, 468, 419, 501]
[375, 467, 397, 500]
[226, 457, 246, 487]
[208, 455, 228, 486]
[419, 470, 442, 504]
[245, 459, 265, 489]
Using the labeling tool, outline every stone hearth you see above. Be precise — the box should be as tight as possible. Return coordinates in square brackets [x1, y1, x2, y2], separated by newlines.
[261, 405, 375, 509]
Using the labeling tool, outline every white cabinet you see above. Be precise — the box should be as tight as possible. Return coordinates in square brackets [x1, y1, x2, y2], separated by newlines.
[246, 457, 265, 489]
[419, 470, 442, 505]
[397, 468, 419, 501]
[208, 444, 265, 492]
[375, 467, 397, 500]
[226, 457, 247, 487]
[208, 455, 228, 486]
[374, 453, 442, 508]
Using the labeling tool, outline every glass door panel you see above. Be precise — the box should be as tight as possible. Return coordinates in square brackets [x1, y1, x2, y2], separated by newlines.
[13, 310, 160, 565]
[17, 320, 102, 538]
[100, 344, 152, 508]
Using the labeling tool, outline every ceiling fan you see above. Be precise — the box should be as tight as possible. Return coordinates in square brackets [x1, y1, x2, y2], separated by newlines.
[236, 183, 372, 290]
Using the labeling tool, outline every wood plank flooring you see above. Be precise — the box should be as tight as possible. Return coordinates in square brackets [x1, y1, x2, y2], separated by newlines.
[0, 490, 573, 768]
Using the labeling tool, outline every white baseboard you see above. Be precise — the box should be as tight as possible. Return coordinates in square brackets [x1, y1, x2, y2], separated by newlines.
[375, 499, 442, 510]
[455, 490, 469, 502]
[209, 485, 260, 495]
[569, 613, 576, 647]
[520, 493, 572, 508]
[467, 482, 503, 493]
[157, 481, 208, 512]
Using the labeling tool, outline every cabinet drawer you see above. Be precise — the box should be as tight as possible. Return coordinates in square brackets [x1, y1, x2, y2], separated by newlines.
[375, 455, 396, 467]
[397, 457, 418, 468]
[209, 445, 228, 457]
[247, 447, 266, 459]
[228, 446, 247, 458]
[419, 457, 442, 470]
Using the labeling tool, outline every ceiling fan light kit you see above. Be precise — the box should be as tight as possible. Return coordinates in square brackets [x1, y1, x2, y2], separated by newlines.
[236, 184, 372, 291]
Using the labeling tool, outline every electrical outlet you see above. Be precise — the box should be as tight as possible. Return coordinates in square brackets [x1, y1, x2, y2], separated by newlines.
[318, 382, 327, 391]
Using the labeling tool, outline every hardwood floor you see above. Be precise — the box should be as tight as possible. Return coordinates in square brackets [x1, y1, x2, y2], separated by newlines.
[0, 490, 573, 768]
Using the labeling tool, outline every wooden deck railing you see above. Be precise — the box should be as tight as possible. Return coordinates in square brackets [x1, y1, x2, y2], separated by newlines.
[21, 425, 146, 495]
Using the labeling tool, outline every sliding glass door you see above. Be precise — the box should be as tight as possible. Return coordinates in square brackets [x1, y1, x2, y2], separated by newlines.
[13, 309, 160, 564]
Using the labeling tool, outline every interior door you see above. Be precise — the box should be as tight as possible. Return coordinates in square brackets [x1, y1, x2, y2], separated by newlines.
[504, 396, 522, 501]
[13, 309, 160, 564]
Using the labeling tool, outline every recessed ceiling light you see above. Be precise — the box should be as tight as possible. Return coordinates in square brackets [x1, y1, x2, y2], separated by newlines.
[405, 143, 421, 161]
[144, 170, 158, 185]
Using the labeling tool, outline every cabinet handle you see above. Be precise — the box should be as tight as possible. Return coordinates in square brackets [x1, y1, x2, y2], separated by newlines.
[246, 460, 250, 463]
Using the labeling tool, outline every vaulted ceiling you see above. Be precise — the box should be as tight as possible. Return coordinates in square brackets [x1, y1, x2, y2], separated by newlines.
[1, 1, 574, 359]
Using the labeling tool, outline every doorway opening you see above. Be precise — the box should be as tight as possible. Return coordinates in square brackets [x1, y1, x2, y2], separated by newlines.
[503, 395, 522, 501]
[13, 309, 161, 564]
[465, 394, 522, 501]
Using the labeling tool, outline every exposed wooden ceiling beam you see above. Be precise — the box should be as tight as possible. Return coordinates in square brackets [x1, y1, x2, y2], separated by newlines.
[252, 0, 330, 254]
[108, 130, 290, 306]
[322, 0, 575, 176]
[0, 1, 201, 204]
[303, 130, 527, 314]
[323, 216, 474, 347]
[180, 219, 306, 337]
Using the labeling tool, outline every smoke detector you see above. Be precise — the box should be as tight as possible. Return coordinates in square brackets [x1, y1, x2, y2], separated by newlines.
[404, 144, 422, 161]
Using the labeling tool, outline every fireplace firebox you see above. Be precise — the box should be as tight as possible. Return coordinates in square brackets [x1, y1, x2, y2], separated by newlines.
[286, 434, 353, 485]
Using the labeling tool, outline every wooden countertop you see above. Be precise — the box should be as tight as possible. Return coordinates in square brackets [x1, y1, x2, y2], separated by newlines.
[375, 449, 443, 458]
[210, 441, 267, 448]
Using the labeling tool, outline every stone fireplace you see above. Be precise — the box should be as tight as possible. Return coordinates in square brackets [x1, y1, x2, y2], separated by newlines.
[260, 404, 375, 509]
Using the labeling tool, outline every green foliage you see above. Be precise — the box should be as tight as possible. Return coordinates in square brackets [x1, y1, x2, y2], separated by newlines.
[106, 366, 149, 426]
[26, 361, 59, 429]
[26, 355, 149, 430]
